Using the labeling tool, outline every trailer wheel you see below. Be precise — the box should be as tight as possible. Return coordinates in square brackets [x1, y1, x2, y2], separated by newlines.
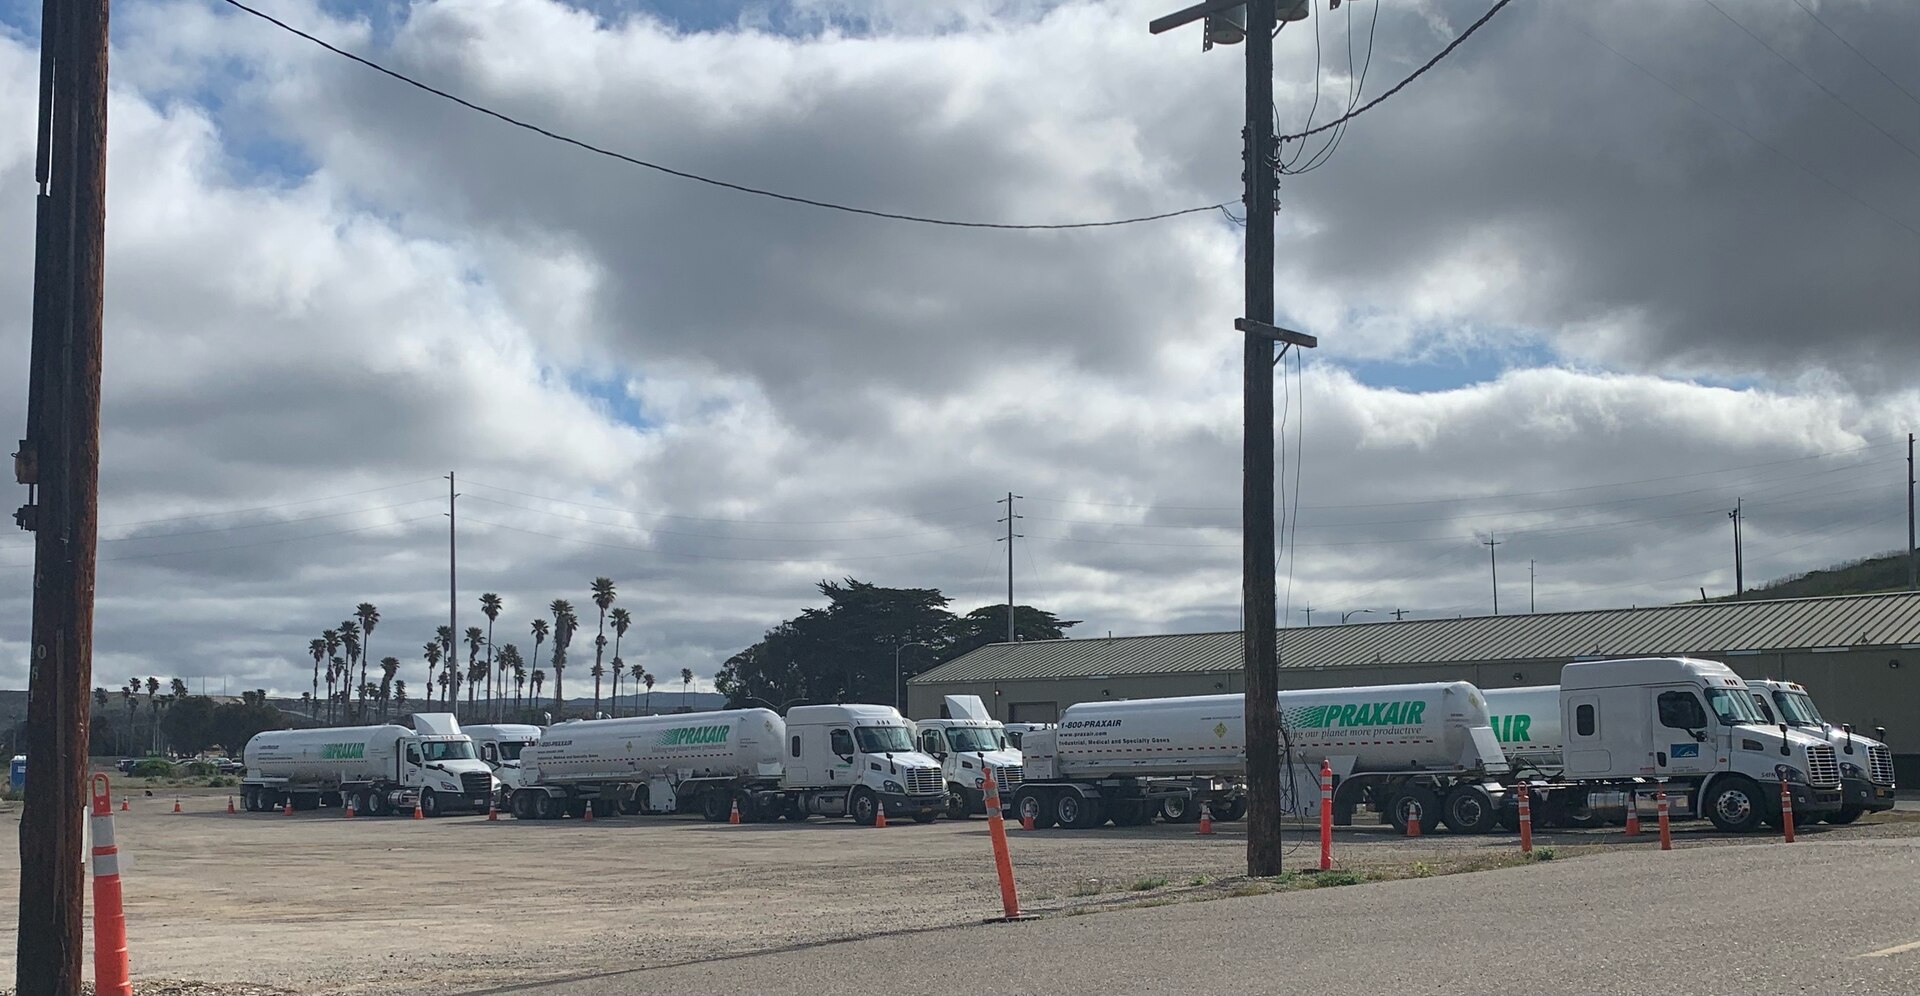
[240, 787, 258, 812]
[419, 788, 442, 818]
[257, 789, 279, 812]
[1441, 785, 1498, 834]
[1014, 789, 1055, 829]
[1159, 795, 1203, 824]
[362, 789, 389, 817]
[1212, 797, 1248, 822]
[1825, 806, 1865, 825]
[849, 788, 880, 826]
[534, 792, 562, 820]
[945, 785, 974, 821]
[1055, 793, 1104, 830]
[1704, 777, 1764, 833]
[510, 790, 535, 820]
[699, 790, 730, 823]
[1387, 787, 1440, 834]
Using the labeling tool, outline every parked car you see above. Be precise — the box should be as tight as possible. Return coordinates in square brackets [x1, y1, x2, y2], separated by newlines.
[116, 758, 138, 774]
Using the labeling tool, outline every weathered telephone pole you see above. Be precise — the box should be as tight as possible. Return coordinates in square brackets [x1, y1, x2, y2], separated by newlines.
[13, 0, 112, 990]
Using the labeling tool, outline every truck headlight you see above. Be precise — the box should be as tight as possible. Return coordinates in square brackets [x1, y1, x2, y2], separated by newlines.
[1774, 764, 1806, 784]
[1839, 762, 1864, 778]
[884, 780, 904, 794]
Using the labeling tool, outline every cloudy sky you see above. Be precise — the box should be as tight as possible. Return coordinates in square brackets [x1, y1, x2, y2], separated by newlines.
[1, 0, 1917, 699]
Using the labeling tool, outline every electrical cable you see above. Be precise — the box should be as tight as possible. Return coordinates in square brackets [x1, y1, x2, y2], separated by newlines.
[1786, 0, 1920, 114]
[215, 0, 1227, 231]
[458, 492, 982, 545]
[459, 514, 998, 564]
[459, 477, 993, 526]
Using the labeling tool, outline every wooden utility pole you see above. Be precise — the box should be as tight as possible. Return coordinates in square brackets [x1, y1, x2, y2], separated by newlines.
[1484, 533, 1502, 615]
[1907, 433, 1915, 591]
[1729, 498, 1744, 597]
[13, 0, 111, 990]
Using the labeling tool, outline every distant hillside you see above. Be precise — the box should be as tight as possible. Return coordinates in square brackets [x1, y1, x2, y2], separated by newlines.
[1718, 550, 1916, 602]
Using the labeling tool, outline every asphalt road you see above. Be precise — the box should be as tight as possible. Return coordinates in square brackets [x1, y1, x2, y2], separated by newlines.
[487, 837, 1920, 996]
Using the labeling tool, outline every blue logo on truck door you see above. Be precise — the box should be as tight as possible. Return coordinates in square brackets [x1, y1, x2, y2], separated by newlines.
[1670, 743, 1700, 758]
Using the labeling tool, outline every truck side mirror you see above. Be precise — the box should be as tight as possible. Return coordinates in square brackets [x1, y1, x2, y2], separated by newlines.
[1778, 723, 1790, 756]
[1876, 726, 1887, 742]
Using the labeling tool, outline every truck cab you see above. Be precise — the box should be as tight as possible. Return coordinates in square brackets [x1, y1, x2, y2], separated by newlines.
[1560, 658, 1842, 832]
[914, 695, 1023, 819]
[783, 704, 945, 825]
[463, 723, 543, 801]
[1744, 678, 1895, 824]
[407, 714, 499, 815]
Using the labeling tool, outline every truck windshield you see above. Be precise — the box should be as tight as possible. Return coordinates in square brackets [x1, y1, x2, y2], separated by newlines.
[1704, 688, 1767, 727]
[1771, 691, 1824, 727]
[854, 726, 915, 753]
[497, 741, 531, 762]
[421, 740, 476, 762]
[945, 727, 1006, 753]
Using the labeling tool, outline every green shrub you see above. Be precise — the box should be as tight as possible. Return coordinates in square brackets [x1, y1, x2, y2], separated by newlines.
[1129, 876, 1169, 892]
[180, 761, 218, 778]
[1308, 870, 1367, 888]
[131, 759, 174, 779]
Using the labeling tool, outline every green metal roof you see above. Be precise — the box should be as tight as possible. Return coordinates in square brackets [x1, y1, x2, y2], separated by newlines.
[910, 591, 1920, 685]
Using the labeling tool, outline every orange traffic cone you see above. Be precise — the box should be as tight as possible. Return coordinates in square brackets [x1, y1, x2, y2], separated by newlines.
[1196, 802, 1214, 836]
[487, 799, 499, 821]
[120, 797, 129, 812]
[172, 799, 182, 814]
[227, 796, 235, 814]
[874, 804, 888, 829]
[344, 796, 356, 819]
[282, 798, 292, 816]
[728, 799, 742, 825]
[1406, 802, 1422, 837]
[1021, 812, 1035, 831]
[1625, 796, 1642, 837]
[412, 799, 424, 820]
[583, 803, 594, 822]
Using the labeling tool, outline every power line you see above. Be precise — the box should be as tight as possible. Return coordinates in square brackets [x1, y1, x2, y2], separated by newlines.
[1698, 0, 1920, 170]
[215, 0, 1227, 231]
[458, 492, 980, 544]
[1787, 0, 1920, 114]
[459, 477, 992, 526]
[1278, 0, 1516, 146]
[459, 515, 997, 564]
[0, 512, 442, 570]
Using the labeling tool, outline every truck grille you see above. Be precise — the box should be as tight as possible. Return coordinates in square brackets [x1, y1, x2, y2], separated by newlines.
[460, 771, 492, 801]
[998, 765, 1023, 789]
[1868, 744, 1896, 787]
[905, 768, 942, 797]
[1804, 743, 1839, 789]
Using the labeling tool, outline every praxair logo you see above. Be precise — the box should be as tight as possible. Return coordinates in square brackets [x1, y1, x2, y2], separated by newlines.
[320, 742, 365, 760]
[658, 725, 730, 747]
[1490, 714, 1534, 743]
[1285, 701, 1426, 730]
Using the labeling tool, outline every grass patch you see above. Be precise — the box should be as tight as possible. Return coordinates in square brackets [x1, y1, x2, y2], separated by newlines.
[1129, 876, 1169, 892]
[1303, 870, 1368, 888]
[1186, 874, 1212, 887]
[1068, 880, 1106, 898]
[1409, 861, 1434, 878]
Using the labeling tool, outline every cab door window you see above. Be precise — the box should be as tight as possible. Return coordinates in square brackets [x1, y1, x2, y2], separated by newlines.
[1657, 691, 1708, 730]
[920, 730, 945, 754]
[829, 728, 855, 757]
[405, 743, 423, 766]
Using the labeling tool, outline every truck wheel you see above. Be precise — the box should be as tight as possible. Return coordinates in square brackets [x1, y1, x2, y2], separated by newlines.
[1159, 796, 1203, 824]
[1387, 787, 1440, 834]
[700, 790, 730, 823]
[946, 785, 974, 821]
[258, 789, 279, 812]
[1055, 793, 1104, 830]
[849, 788, 880, 826]
[1212, 797, 1248, 822]
[1014, 789, 1055, 829]
[534, 792, 561, 820]
[241, 787, 258, 812]
[1826, 806, 1865, 825]
[1704, 777, 1764, 833]
[419, 788, 442, 818]
[508, 791, 532, 820]
[362, 789, 389, 817]
[1441, 785, 1498, 834]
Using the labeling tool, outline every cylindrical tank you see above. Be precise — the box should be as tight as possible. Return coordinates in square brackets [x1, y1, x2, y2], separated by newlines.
[1055, 682, 1497, 779]
[1480, 686, 1565, 768]
[520, 709, 784, 785]
[244, 725, 409, 786]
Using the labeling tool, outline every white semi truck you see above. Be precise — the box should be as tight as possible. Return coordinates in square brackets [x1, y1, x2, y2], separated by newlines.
[463, 723, 543, 801]
[1478, 658, 1844, 833]
[912, 695, 1024, 819]
[1742, 678, 1895, 824]
[240, 713, 497, 817]
[512, 704, 947, 825]
[1014, 681, 1511, 831]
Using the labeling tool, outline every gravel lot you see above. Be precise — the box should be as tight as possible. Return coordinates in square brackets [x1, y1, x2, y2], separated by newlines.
[3, 785, 1915, 995]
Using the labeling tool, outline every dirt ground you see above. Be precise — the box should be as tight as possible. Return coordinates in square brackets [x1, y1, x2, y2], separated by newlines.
[3, 782, 1915, 995]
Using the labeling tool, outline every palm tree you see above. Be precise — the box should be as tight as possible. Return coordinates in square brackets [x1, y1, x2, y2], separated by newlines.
[145, 677, 159, 751]
[642, 671, 655, 715]
[530, 668, 546, 711]
[435, 625, 455, 711]
[355, 602, 380, 720]
[122, 685, 137, 754]
[170, 677, 188, 699]
[529, 618, 549, 715]
[549, 599, 576, 714]
[680, 668, 694, 710]
[464, 626, 485, 720]
[479, 593, 503, 719]
[589, 577, 616, 717]
[610, 657, 626, 720]
[338, 619, 361, 719]
[326, 658, 345, 723]
[608, 607, 631, 717]
[379, 657, 400, 719]
[322, 628, 342, 715]
[393, 680, 408, 717]
[308, 638, 327, 719]
[422, 641, 442, 713]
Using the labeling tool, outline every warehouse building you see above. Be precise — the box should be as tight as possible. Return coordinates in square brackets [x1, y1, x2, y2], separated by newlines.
[908, 591, 1920, 780]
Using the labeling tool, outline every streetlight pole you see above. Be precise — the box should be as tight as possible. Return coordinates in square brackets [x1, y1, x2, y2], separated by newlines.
[1151, 0, 1313, 878]
[1340, 609, 1374, 625]
[893, 642, 928, 714]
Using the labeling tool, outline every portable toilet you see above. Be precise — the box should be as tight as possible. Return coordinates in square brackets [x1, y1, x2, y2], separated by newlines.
[8, 755, 24, 791]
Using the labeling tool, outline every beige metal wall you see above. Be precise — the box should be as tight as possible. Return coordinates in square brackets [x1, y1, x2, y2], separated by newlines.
[910, 647, 1917, 757]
